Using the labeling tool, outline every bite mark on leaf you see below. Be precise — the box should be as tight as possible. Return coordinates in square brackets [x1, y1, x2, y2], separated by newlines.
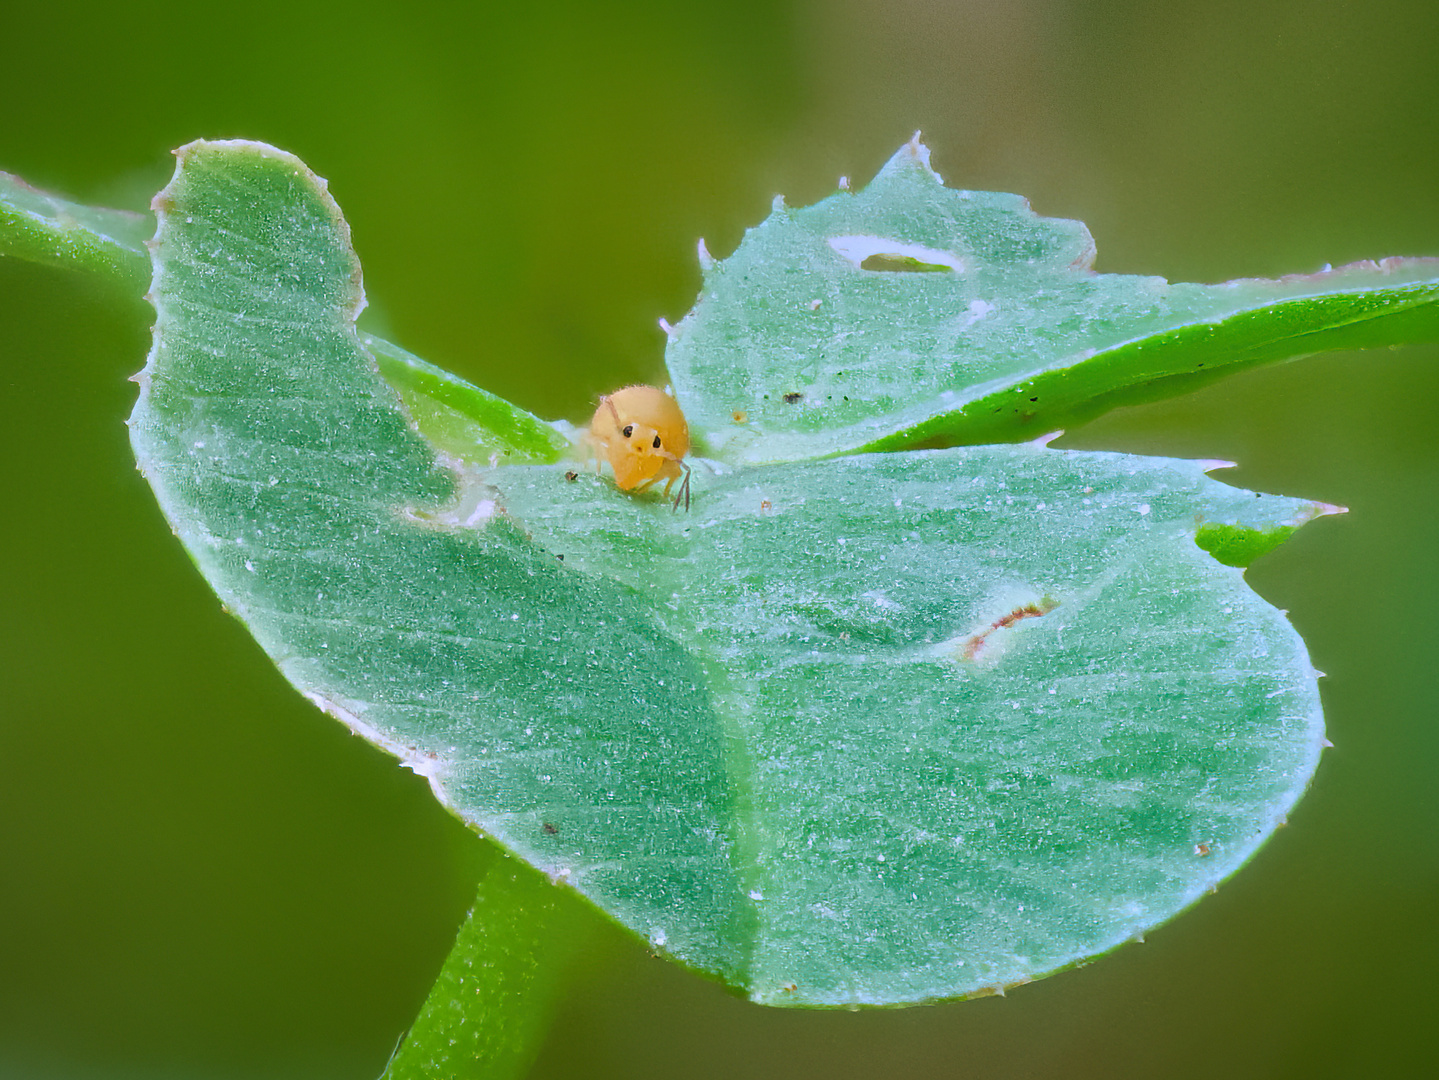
[399, 461, 501, 531]
[953, 596, 1059, 663]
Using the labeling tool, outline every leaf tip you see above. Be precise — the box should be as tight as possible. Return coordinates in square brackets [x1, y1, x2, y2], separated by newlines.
[873, 131, 944, 187]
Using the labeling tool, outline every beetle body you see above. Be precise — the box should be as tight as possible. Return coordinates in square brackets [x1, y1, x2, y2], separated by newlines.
[586, 384, 692, 510]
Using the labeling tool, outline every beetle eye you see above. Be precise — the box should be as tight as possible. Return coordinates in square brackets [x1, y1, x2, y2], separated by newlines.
[621, 424, 634, 438]
[652, 435, 662, 449]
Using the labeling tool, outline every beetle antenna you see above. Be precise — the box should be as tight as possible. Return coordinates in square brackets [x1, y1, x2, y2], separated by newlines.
[603, 395, 623, 428]
[591, 394, 624, 478]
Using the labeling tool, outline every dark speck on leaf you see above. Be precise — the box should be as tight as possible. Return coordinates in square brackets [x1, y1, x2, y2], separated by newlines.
[783, 392, 803, 404]
[543, 822, 559, 835]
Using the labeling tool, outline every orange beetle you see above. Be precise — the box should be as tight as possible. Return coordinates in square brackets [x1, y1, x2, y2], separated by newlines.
[586, 385, 692, 510]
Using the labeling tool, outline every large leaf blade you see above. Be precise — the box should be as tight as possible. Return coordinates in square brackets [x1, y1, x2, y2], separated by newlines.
[129, 140, 1330, 1009]
[495, 446, 1329, 1003]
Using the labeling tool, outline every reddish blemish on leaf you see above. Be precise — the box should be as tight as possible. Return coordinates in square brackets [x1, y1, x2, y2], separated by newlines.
[961, 598, 1059, 660]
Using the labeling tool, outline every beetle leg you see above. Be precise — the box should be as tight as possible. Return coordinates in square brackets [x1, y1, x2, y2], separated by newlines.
[651, 454, 691, 512]
[669, 462, 691, 512]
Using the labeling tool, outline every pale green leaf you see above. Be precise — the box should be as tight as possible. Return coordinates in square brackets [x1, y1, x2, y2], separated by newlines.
[129, 140, 1330, 1008]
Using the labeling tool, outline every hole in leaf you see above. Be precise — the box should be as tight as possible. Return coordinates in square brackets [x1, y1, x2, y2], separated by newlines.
[860, 253, 954, 273]
[827, 234, 963, 272]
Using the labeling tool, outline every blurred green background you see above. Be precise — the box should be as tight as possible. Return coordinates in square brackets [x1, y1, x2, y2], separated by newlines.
[2, 0, 1437, 1077]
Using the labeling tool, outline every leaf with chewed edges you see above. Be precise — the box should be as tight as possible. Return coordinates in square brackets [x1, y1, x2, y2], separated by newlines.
[128, 139, 1332, 1007]
[667, 136, 1439, 463]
